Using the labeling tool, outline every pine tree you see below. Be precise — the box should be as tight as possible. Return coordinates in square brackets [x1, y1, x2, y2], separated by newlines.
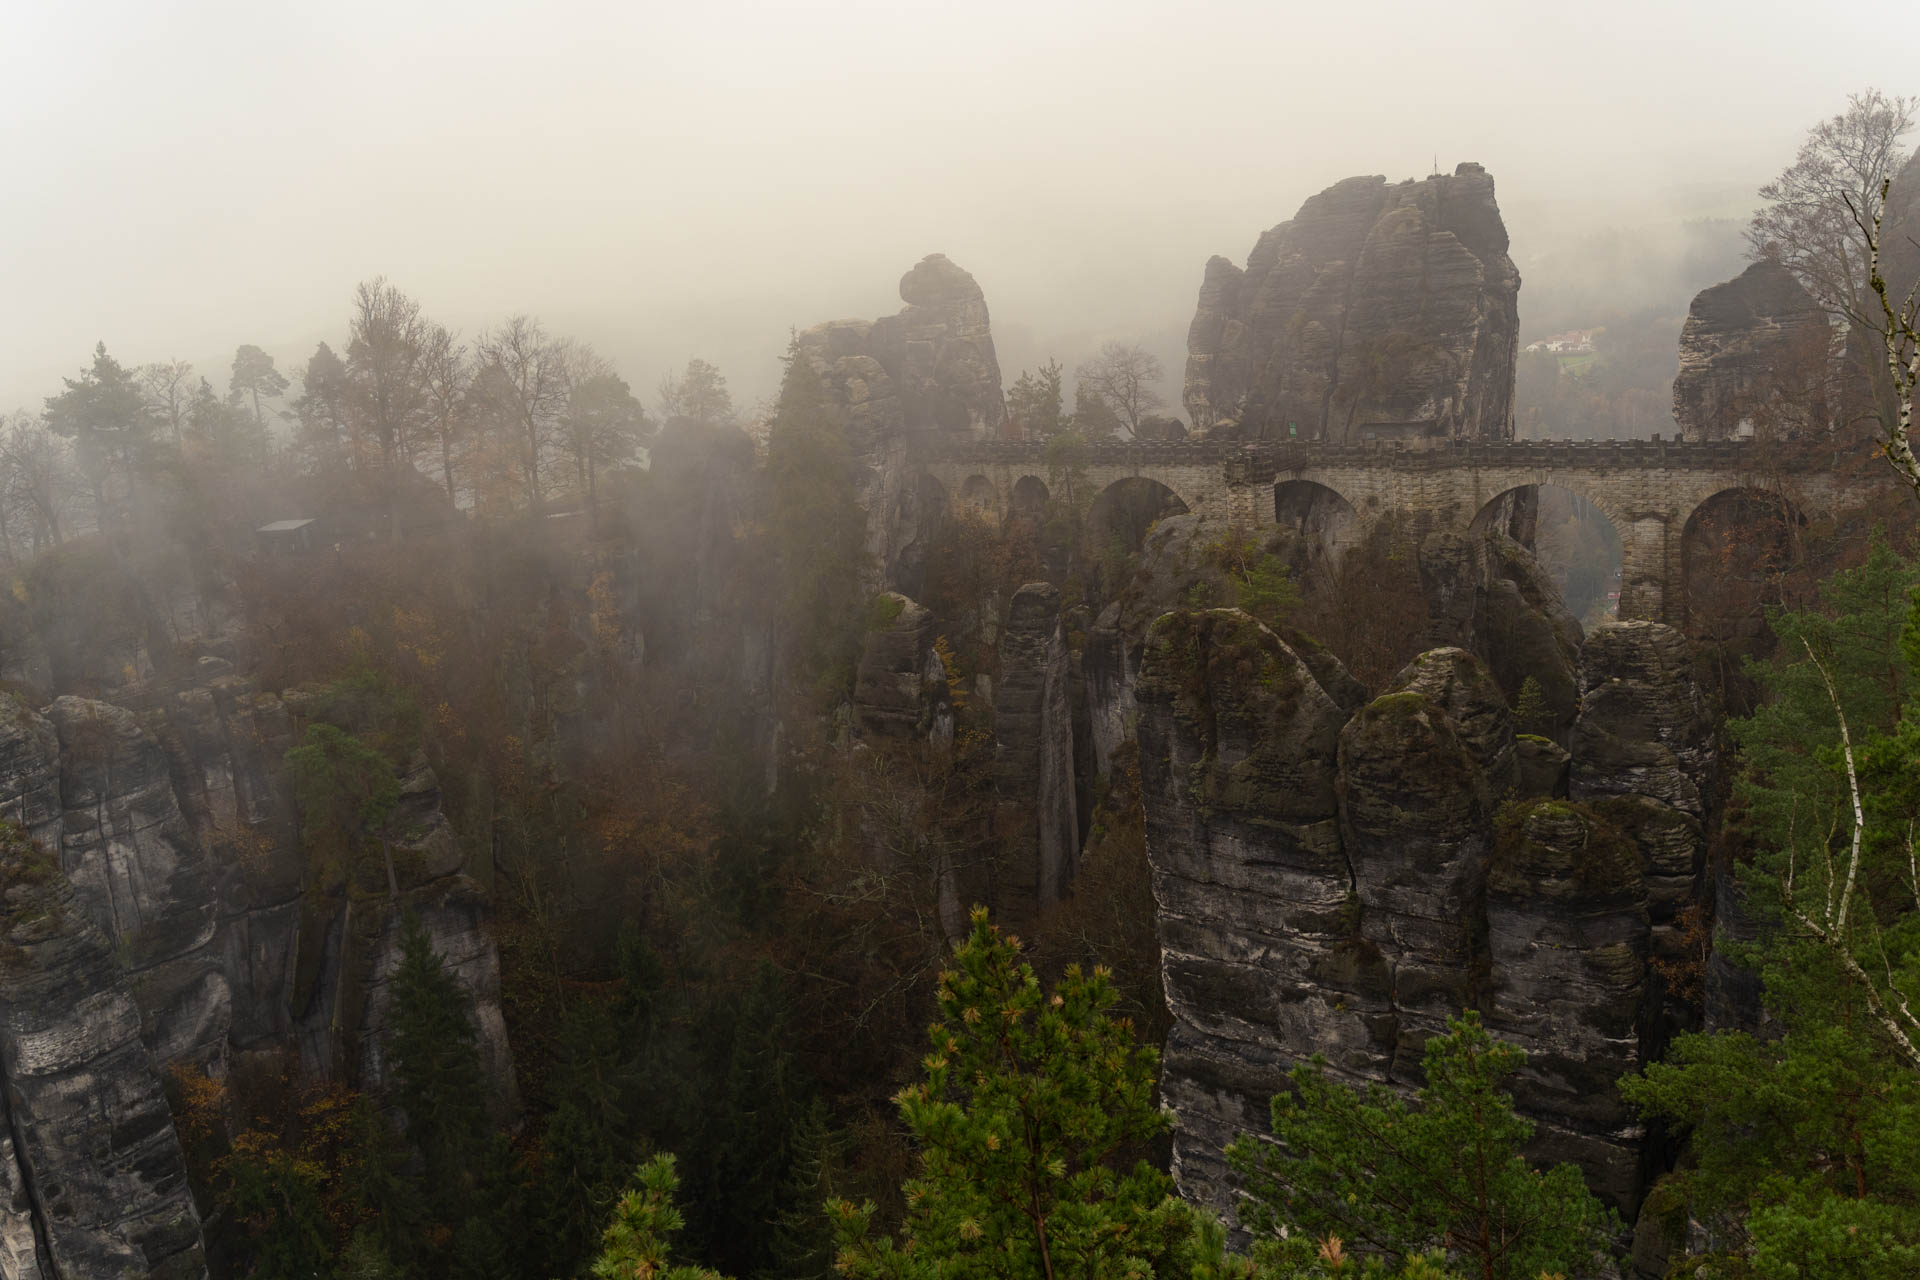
[42, 340, 153, 528]
[1007, 360, 1067, 440]
[590, 1155, 729, 1280]
[229, 343, 290, 432]
[831, 907, 1203, 1278]
[1230, 1013, 1616, 1280]
[450, 1133, 535, 1280]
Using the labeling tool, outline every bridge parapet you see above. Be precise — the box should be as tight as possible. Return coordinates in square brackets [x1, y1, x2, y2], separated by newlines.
[935, 437, 1764, 473]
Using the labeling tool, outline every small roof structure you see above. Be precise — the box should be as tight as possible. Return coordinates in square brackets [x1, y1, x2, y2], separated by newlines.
[257, 518, 317, 533]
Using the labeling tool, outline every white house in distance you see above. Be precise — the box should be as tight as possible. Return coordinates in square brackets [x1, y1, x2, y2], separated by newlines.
[1525, 329, 1597, 355]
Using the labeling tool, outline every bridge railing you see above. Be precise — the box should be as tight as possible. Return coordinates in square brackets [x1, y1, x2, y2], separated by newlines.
[930, 436, 1763, 471]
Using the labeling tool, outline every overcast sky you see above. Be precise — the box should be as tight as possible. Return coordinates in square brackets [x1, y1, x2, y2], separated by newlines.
[3, 0, 1915, 415]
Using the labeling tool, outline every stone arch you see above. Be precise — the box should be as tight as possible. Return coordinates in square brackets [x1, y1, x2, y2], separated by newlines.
[1273, 479, 1362, 570]
[1469, 482, 1625, 623]
[1010, 474, 1051, 522]
[958, 473, 1002, 521]
[1087, 476, 1190, 556]
[1680, 485, 1809, 655]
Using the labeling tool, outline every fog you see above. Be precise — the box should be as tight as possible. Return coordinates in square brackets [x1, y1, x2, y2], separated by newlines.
[4, 0, 1914, 412]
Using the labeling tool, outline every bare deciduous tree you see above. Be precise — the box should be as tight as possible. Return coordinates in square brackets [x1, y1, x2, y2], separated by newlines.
[420, 323, 469, 506]
[0, 413, 76, 556]
[474, 315, 569, 510]
[346, 277, 431, 472]
[138, 360, 195, 446]
[1074, 341, 1165, 439]
[1853, 176, 1920, 501]
[1748, 89, 1917, 430]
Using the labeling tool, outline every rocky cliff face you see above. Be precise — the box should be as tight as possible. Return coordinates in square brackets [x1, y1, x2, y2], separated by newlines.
[0, 778, 205, 1279]
[853, 593, 951, 742]
[1672, 260, 1829, 441]
[794, 254, 1008, 592]
[992, 584, 1078, 924]
[1138, 610, 1710, 1223]
[1418, 530, 1585, 736]
[1184, 163, 1520, 443]
[1568, 622, 1717, 1030]
[1134, 609, 1356, 1222]
[0, 669, 519, 1277]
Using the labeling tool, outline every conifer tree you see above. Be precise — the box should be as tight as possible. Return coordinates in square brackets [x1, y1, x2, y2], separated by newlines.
[540, 996, 643, 1276]
[1231, 1012, 1615, 1280]
[685, 967, 811, 1276]
[591, 1155, 729, 1280]
[1622, 538, 1920, 1275]
[758, 1099, 839, 1280]
[386, 912, 495, 1228]
[831, 907, 1203, 1278]
[1510, 676, 1553, 737]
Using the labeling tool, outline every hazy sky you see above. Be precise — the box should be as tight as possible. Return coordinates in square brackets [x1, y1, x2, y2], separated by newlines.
[3, 0, 1915, 415]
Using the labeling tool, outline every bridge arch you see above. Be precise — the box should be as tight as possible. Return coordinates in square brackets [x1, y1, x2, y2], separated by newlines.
[1010, 474, 1051, 522]
[958, 473, 1002, 521]
[1680, 485, 1808, 639]
[1273, 479, 1362, 570]
[1469, 483, 1625, 623]
[1088, 476, 1190, 556]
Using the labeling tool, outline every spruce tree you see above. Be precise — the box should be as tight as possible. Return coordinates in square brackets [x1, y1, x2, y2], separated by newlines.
[686, 967, 809, 1277]
[386, 912, 494, 1229]
[1510, 675, 1553, 738]
[757, 1099, 838, 1280]
[540, 996, 642, 1276]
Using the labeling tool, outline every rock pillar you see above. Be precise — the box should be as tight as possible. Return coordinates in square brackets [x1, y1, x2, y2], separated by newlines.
[992, 583, 1078, 923]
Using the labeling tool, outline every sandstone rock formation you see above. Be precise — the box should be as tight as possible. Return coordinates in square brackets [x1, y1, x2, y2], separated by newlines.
[1486, 799, 1649, 1211]
[0, 670, 522, 1274]
[853, 593, 951, 741]
[0, 816, 205, 1280]
[45, 697, 228, 1074]
[1338, 688, 1493, 1066]
[1184, 163, 1520, 443]
[1672, 260, 1829, 441]
[793, 254, 1008, 592]
[1419, 530, 1584, 735]
[1134, 609, 1358, 1221]
[1082, 512, 1354, 784]
[1137, 613, 1690, 1222]
[1569, 622, 1717, 1018]
[992, 584, 1077, 923]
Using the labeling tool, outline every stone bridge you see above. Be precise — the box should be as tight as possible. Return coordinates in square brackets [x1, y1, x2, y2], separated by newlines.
[923, 438, 1866, 622]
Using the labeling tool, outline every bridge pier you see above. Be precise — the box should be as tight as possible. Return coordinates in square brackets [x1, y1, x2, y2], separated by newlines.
[1224, 453, 1276, 529]
[1617, 514, 1676, 624]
